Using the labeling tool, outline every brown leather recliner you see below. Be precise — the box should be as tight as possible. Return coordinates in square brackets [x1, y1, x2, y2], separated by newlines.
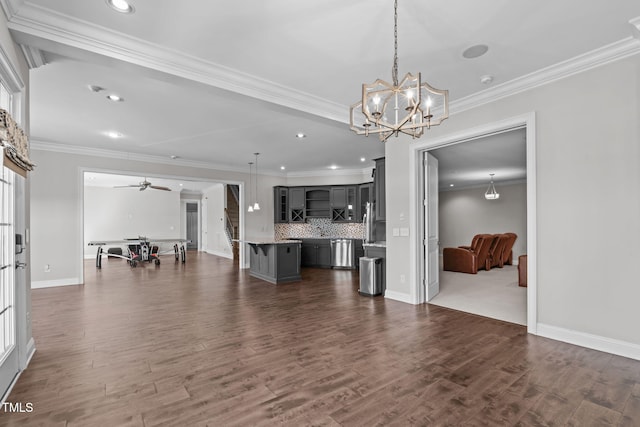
[486, 234, 510, 270]
[501, 232, 517, 265]
[443, 234, 495, 274]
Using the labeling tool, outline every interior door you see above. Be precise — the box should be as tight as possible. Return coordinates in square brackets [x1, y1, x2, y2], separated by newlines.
[0, 164, 18, 400]
[425, 152, 439, 301]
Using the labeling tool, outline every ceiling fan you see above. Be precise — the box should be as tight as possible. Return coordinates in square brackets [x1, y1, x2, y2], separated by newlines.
[114, 178, 171, 192]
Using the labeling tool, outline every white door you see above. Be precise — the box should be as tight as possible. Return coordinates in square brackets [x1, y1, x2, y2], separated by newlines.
[0, 164, 18, 399]
[425, 152, 439, 301]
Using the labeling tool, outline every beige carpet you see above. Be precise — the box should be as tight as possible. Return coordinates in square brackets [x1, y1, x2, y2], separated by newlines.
[429, 265, 527, 326]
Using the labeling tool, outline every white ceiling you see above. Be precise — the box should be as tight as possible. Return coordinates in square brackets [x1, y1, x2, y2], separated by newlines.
[431, 128, 526, 191]
[5, 1, 640, 180]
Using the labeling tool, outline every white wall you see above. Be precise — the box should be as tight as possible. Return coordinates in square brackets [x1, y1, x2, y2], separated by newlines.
[439, 183, 527, 259]
[203, 184, 232, 258]
[83, 186, 181, 257]
[385, 54, 640, 355]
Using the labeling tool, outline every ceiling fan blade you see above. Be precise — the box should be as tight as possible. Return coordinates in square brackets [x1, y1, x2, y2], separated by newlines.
[149, 185, 171, 191]
[139, 186, 146, 191]
[114, 185, 142, 188]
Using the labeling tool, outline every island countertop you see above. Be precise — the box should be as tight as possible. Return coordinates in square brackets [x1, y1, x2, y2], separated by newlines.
[363, 241, 387, 248]
[234, 239, 302, 245]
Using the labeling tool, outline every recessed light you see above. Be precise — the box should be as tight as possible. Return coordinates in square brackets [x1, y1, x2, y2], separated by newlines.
[170, 155, 179, 159]
[106, 94, 124, 102]
[360, 157, 366, 162]
[450, 184, 454, 187]
[106, 131, 123, 139]
[295, 133, 306, 139]
[329, 165, 338, 170]
[179, 183, 183, 187]
[462, 44, 489, 59]
[106, 0, 134, 13]
[280, 166, 286, 170]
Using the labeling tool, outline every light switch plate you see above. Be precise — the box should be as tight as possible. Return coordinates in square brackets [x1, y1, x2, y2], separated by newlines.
[400, 227, 409, 237]
[392, 228, 400, 237]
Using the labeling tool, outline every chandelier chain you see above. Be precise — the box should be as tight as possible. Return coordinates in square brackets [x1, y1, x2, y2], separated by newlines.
[392, 0, 399, 87]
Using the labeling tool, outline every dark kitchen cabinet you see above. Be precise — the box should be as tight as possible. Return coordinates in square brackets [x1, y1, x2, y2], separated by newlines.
[305, 187, 330, 218]
[273, 187, 288, 223]
[330, 186, 357, 222]
[289, 187, 305, 222]
[374, 157, 386, 221]
[273, 181, 376, 223]
[300, 239, 331, 268]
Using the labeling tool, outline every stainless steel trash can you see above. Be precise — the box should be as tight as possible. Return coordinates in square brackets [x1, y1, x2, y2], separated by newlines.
[359, 257, 382, 296]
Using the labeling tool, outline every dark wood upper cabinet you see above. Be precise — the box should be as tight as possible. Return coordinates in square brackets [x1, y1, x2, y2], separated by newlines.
[374, 157, 386, 221]
[273, 177, 378, 223]
[289, 187, 305, 222]
[273, 186, 288, 223]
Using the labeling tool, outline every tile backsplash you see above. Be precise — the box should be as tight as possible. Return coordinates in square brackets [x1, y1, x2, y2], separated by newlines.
[275, 218, 364, 239]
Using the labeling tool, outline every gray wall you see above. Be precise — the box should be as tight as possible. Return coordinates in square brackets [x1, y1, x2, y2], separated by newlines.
[439, 182, 527, 260]
[385, 54, 640, 351]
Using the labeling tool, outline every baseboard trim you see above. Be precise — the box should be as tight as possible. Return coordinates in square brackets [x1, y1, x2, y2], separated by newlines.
[31, 278, 81, 289]
[205, 249, 233, 260]
[384, 290, 414, 305]
[23, 338, 35, 369]
[537, 323, 640, 361]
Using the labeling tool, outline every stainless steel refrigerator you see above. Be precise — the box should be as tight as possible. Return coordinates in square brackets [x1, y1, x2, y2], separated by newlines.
[362, 201, 375, 243]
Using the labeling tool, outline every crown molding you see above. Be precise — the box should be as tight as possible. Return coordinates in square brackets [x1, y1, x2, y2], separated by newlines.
[31, 139, 370, 178]
[30, 139, 251, 174]
[19, 43, 45, 69]
[8, 2, 349, 123]
[451, 37, 640, 115]
[285, 166, 374, 179]
[0, 0, 22, 20]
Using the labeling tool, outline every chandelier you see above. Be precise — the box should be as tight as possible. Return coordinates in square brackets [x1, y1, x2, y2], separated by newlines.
[350, 0, 448, 142]
[485, 174, 500, 200]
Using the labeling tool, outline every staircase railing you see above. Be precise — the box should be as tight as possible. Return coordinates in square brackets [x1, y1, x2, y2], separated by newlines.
[224, 208, 237, 248]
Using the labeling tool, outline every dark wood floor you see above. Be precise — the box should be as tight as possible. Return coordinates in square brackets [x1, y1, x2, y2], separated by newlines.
[4, 252, 640, 426]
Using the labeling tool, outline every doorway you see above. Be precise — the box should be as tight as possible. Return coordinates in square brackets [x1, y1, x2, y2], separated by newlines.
[411, 113, 537, 333]
[186, 203, 199, 250]
[0, 165, 18, 399]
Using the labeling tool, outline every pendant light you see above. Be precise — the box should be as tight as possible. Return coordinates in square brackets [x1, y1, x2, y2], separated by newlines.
[247, 162, 254, 212]
[485, 173, 500, 200]
[253, 153, 261, 211]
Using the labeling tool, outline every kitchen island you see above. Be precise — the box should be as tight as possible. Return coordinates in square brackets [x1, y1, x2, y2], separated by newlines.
[240, 239, 302, 284]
